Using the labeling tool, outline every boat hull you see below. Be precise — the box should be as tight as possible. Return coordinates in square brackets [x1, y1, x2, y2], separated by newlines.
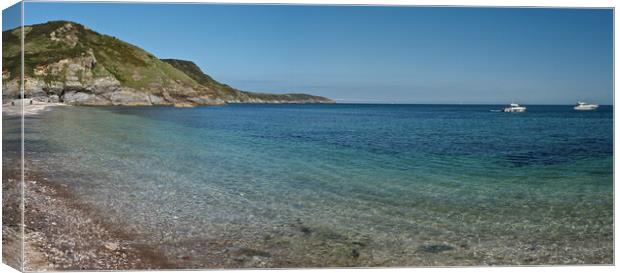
[503, 107, 526, 112]
[574, 105, 598, 111]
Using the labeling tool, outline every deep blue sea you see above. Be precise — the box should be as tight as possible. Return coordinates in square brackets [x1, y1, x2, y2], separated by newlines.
[9, 104, 614, 266]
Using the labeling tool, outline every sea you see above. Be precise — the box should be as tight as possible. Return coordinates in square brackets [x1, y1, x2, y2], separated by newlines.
[3, 104, 614, 267]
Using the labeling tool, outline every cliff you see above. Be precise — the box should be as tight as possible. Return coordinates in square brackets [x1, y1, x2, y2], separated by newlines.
[2, 21, 334, 106]
[161, 59, 332, 104]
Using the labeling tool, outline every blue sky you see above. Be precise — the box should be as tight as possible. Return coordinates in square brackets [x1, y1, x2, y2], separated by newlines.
[2, 2, 20, 34]
[4, 2, 614, 104]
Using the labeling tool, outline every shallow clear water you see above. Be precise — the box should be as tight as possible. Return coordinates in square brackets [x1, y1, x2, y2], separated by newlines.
[15, 104, 614, 266]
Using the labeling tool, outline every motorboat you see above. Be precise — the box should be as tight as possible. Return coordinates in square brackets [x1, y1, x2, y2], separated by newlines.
[503, 103, 526, 113]
[574, 101, 598, 111]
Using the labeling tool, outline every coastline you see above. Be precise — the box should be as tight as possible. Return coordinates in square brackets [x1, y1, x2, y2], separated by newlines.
[2, 166, 175, 270]
[1, 103, 613, 269]
[2, 103, 174, 270]
[2, 100, 68, 116]
[10, 163, 612, 269]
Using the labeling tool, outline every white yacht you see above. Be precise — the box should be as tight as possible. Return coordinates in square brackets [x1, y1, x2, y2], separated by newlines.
[574, 102, 598, 111]
[503, 103, 526, 113]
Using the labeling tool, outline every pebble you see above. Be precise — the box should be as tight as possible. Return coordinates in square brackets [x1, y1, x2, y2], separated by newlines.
[104, 242, 119, 251]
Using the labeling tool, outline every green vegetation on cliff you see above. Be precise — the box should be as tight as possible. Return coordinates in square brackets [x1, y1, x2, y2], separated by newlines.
[161, 59, 335, 103]
[4, 21, 196, 90]
[2, 20, 333, 105]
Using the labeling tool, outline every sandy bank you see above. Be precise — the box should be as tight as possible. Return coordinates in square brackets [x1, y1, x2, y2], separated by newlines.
[2, 100, 67, 116]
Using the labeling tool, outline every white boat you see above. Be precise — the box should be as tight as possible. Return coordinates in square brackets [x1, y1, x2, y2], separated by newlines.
[574, 101, 598, 111]
[503, 103, 526, 113]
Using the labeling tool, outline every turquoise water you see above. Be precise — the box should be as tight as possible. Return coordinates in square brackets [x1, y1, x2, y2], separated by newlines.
[14, 104, 614, 266]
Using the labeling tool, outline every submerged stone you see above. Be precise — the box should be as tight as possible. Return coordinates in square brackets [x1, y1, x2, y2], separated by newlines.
[419, 244, 455, 253]
[231, 247, 271, 258]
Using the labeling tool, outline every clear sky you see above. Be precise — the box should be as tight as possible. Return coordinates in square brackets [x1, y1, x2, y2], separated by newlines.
[4, 2, 614, 104]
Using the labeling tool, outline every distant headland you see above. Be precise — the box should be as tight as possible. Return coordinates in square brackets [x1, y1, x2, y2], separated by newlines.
[1, 21, 334, 106]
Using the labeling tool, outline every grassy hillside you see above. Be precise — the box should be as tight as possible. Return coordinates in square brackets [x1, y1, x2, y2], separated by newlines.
[160, 58, 246, 100]
[4, 21, 198, 90]
[2, 20, 333, 104]
[161, 59, 334, 103]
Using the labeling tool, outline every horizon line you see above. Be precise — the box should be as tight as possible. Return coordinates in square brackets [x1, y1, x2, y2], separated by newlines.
[331, 101, 614, 106]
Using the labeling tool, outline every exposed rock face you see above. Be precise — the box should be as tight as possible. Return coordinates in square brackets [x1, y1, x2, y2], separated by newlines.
[2, 21, 333, 106]
[3, 24, 183, 105]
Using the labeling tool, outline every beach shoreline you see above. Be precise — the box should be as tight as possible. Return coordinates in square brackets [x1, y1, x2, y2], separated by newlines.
[1, 104, 613, 269]
[5, 161, 612, 269]
[2, 165, 175, 270]
[2, 100, 68, 116]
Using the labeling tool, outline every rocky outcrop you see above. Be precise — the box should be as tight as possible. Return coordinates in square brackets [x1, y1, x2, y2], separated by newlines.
[2, 21, 333, 106]
[3, 56, 168, 106]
